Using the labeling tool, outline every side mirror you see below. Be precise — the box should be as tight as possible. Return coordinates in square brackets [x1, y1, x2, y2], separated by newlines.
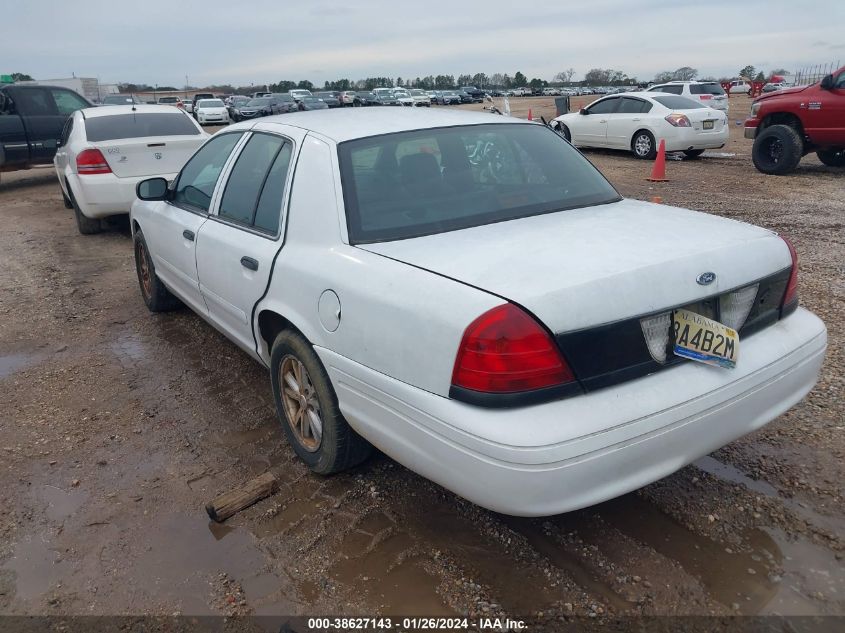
[579, 108, 589, 115]
[136, 177, 169, 201]
[820, 74, 834, 90]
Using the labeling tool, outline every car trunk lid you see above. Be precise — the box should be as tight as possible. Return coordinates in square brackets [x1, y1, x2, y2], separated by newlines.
[358, 198, 790, 334]
[95, 136, 204, 178]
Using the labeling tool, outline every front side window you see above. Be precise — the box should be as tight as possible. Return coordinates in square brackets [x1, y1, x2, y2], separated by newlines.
[173, 133, 243, 212]
[339, 123, 620, 243]
[835, 71, 845, 89]
[219, 133, 292, 234]
[587, 97, 619, 114]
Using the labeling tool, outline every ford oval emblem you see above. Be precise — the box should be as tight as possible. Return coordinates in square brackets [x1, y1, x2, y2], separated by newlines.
[696, 272, 716, 285]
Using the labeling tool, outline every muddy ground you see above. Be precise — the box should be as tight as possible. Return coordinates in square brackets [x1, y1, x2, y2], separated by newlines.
[0, 95, 842, 626]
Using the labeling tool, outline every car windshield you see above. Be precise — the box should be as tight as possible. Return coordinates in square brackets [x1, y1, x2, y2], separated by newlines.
[247, 98, 271, 106]
[338, 123, 620, 243]
[316, 93, 334, 98]
[653, 96, 705, 109]
[84, 113, 200, 141]
[199, 99, 224, 107]
[691, 83, 726, 96]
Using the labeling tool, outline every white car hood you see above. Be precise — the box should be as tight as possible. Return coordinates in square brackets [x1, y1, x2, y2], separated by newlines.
[358, 199, 789, 333]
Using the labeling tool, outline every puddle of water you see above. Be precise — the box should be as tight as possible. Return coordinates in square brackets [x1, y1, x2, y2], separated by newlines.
[0, 353, 36, 379]
[3, 533, 70, 601]
[700, 152, 737, 158]
[375, 556, 455, 616]
[696, 456, 845, 538]
[130, 513, 294, 614]
[110, 336, 147, 363]
[37, 484, 89, 521]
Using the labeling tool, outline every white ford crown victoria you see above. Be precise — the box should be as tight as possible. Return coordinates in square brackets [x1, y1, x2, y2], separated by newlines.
[130, 109, 826, 516]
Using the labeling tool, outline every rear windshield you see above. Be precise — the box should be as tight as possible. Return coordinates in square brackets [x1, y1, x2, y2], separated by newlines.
[690, 83, 726, 96]
[84, 113, 200, 141]
[338, 123, 620, 243]
[653, 96, 704, 109]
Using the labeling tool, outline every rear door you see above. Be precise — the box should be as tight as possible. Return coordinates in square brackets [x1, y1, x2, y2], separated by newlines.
[142, 131, 245, 313]
[83, 112, 205, 177]
[195, 129, 300, 354]
[574, 97, 619, 147]
[12, 87, 66, 163]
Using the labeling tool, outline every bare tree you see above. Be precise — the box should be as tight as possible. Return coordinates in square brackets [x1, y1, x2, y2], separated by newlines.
[553, 68, 576, 83]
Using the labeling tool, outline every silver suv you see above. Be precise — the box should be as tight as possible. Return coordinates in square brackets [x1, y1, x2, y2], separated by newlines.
[647, 81, 728, 112]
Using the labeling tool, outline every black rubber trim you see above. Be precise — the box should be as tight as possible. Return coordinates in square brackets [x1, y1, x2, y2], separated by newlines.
[449, 380, 584, 409]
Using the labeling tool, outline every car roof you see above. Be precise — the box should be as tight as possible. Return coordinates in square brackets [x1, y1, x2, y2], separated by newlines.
[240, 108, 533, 143]
[81, 104, 188, 118]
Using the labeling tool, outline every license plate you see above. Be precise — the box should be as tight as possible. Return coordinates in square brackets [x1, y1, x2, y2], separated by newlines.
[703, 120, 714, 130]
[672, 308, 738, 368]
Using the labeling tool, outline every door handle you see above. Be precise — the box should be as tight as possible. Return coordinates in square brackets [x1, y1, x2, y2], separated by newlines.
[240, 256, 259, 271]
[600, 119, 607, 123]
[632, 118, 641, 121]
[182, 229, 195, 241]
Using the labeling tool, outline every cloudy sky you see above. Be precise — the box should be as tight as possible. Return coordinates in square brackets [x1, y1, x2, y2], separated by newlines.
[3, 0, 843, 87]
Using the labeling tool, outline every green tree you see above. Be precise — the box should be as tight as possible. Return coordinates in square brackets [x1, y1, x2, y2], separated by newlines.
[296, 80, 314, 90]
[739, 65, 756, 80]
[270, 80, 297, 92]
[512, 71, 527, 87]
[11, 72, 34, 81]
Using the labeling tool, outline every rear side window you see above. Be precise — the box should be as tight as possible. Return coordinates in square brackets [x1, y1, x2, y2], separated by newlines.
[653, 96, 705, 109]
[690, 83, 726, 95]
[219, 133, 292, 235]
[659, 85, 684, 95]
[84, 113, 201, 141]
[14, 88, 56, 116]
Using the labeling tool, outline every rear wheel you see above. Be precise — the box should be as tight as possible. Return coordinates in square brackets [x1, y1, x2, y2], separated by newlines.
[61, 186, 73, 209]
[632, 130, 657, 160]
[683, 149, 705, 158]
[270, 329, 372, 474]
[133, 229, 181, 312]
[752, 124, 803, 175]
[68, 186, 102, 234]
[816, 149, 845, 167]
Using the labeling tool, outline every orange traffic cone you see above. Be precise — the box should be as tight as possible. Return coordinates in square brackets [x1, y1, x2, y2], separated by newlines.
[647, 139, 668, 182]
[527, 108, 533, 121]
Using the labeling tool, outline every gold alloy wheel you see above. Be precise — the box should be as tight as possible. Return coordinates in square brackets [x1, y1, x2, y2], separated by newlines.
[137, 242, 152, 299]
[279, 355, 323, 452]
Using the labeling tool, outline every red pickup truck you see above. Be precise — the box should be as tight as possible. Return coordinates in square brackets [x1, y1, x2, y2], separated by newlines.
[744, 66, 845, 174]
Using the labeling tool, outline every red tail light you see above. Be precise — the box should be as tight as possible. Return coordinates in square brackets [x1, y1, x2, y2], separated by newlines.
[76, 148, 112, 175]
[699, 94, 712, 100]
[780, 236, 799, 312]
[665, 113, 692, 127]
[451, 304, 575, 393]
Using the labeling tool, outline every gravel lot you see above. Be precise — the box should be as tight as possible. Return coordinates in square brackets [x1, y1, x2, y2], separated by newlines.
[0, 95, 842, 624]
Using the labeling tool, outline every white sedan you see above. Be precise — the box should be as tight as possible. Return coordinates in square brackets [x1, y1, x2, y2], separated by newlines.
[54, 105, 207, 234]
[194, 98, 230, 125]
[129, 109, 826, 516]
[552, 92, 729, 159]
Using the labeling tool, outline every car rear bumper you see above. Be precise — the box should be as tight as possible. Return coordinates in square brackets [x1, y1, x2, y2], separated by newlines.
[665, 126, 729, 151]
[69, 171, 178, 218]
[318, 307, 826, 516]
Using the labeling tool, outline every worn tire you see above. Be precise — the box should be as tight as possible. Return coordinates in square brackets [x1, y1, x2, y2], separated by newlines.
[62, 187, 73, 209]
[270, 329, 372, 475]
[68, 186, 102, 234]
[556, 123, 571, 142]
[631, 130, 657, 160]
[752, 124, 803, 175]
[133, 229, 181, 312]
[683, 149, 705, 159]
[816, 149, 845, 167]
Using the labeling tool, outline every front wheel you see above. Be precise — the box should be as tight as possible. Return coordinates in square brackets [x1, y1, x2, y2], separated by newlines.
[752, 124, 803, 175]
[631, 130, 657, 160]
[816, 149, 845, 167]
[133, 229, 181, 312]
[270, 330, 372, 474]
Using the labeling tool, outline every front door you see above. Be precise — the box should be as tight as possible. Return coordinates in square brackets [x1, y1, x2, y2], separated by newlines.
[575, 97, 619, 147]
[144, 132, 245, 313]
[195, 131, 296, 354]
